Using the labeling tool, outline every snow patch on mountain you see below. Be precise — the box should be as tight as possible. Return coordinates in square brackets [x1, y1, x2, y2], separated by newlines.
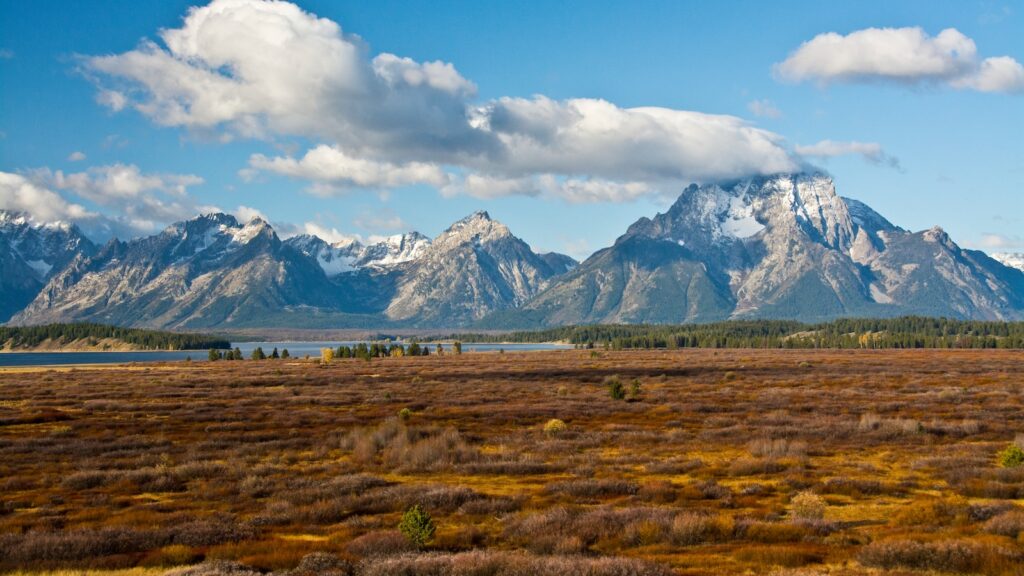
[992, 253, 1024, 272]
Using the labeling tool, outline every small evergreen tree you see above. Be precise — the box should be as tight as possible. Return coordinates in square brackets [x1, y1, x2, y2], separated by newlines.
[398, 504, 435, 548]
[251, 346, 266, 361]
[232, 347, 243, 361]
[271, 347, 280, 359]
[453, 341, 462, 355]
[436, 343, 444, 356]
[281, 348, 290, 359]
[208, 348, 221, 362]
[606, 375, 625, 400]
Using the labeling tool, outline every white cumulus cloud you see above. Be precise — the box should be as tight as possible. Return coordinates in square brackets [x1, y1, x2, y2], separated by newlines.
[247, 145, 450, 195]
[301, 221, 360, 245]
[67, 151, 87, 162]
[0, 172, 96, 223]
[83, 0, 804, 203]
[775, 26, 1024, 93]
[27, 164, 210, 235]
[234, 205, 266, 223]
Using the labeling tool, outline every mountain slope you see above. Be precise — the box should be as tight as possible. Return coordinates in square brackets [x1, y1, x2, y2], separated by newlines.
[6, 176, 1021, 329]
[384, 211, 575, 326]
[0, 211, 95, 322]
[489, 173, 1024, 327]
[10, 214, 346, 329]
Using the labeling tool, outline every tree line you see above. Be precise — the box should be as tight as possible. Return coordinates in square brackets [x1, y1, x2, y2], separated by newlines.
[209, 342, 466, 362]
[0, 323, 229, 351]
[443, 317, 1024, 350]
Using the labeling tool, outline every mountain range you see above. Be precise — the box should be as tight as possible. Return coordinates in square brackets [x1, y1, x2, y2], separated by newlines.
[3, 172, 1023, 329]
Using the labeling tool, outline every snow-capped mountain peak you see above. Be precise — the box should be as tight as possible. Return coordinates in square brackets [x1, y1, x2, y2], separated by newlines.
[356, 232, 431, 268]
[0, 209, 96, 322]
[992, 253, 1024, 272]
[283, 229, 431, 275]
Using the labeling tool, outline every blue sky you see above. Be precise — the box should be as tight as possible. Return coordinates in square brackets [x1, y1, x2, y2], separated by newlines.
[0, 0, 1021, 258]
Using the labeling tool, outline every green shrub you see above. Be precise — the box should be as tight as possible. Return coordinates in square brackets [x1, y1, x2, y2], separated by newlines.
[399, 504, 435, 548]
[997, 443, 1024, 468]
[398, 408, 413, 422]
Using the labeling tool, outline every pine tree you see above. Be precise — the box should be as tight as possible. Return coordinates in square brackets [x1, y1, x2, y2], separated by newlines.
[398, 505, 435, 548]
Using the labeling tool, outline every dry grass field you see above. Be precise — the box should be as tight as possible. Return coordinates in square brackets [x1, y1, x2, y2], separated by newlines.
[2, 349, 1024, 575]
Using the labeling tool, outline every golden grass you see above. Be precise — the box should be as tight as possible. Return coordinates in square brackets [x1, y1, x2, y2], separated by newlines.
[2, 349, 1024, 575]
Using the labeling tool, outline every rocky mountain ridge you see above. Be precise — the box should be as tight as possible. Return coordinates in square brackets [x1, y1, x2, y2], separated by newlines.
[4, 173, 1023, 328]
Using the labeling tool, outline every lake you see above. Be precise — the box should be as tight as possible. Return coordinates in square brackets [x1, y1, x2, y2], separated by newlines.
[0, 341, 571, 367]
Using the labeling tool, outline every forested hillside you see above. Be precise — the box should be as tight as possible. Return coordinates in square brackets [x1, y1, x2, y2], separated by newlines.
[0, 323, 229, 351]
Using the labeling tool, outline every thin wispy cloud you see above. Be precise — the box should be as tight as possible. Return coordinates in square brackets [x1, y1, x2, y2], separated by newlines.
[747, 99, 782, 118]
[795, 140, 902, 170]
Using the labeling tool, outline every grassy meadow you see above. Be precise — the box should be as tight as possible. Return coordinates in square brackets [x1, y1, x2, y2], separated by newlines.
[2, 349, 1024, 575]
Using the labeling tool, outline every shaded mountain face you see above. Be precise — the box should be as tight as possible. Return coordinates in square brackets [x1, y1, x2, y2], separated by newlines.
[0, 210, 95, 322]
[9, 214, 344, 329]
[491, 173, 1024, 327]
[383, 211, 575, 326]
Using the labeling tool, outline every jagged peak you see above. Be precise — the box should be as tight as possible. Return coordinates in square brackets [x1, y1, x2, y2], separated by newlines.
[670, 172, 833, 209]
[0, 209, 75, 233]
[462, 210, 491, 222]
[380, 231, 429, 245]
[168, 212, 240, 233]
[441, 210, 510, 240]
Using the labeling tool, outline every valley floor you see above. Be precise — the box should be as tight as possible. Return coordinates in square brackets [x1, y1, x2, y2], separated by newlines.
[2, 349, 1024, 575]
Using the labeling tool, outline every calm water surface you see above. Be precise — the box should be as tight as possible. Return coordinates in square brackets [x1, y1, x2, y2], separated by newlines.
[0, 342, 570, 367]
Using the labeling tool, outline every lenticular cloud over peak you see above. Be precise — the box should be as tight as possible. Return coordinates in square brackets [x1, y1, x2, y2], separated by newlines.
[84, 0, 799, 202]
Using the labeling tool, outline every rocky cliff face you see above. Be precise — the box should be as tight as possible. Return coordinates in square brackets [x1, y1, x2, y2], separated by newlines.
[491, 173, 1024, 327]
[10, 211, 575, 329]
[7, 174, 1023, 329]
[10, 214, 342, 329]
[383, 211, 573, 326]
[0, 210, 95, 322]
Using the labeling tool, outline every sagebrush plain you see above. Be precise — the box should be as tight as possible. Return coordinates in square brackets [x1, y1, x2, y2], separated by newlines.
[2, 349, 1024, 575]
